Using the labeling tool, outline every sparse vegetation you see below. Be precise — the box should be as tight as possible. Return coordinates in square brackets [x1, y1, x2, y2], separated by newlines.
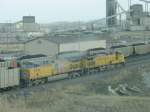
[1, 63, 150, 112]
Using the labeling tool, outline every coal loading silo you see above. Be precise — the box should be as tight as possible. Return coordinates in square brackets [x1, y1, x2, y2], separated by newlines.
[106, 0, 117, 27]
[130, 4, 143, 25]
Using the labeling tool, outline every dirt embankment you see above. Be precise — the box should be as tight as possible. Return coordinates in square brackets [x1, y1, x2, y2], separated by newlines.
[1, 63, 150, 112]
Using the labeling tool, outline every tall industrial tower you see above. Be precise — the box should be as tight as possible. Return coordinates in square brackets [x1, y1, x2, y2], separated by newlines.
[106, 0, 117, 27]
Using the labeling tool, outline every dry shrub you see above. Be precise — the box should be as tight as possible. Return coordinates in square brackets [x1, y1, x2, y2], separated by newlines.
[100, 67, 143, 85]
[63, 84, 87, 93]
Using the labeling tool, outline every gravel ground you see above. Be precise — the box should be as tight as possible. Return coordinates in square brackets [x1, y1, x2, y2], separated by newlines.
[143, 72, 150, 88]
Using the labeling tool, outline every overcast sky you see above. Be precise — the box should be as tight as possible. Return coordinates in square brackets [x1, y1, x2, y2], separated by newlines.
[0, 0, 144, 23]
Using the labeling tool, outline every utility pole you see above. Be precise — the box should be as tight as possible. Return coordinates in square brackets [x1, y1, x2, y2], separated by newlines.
[128, 0, 132, 10]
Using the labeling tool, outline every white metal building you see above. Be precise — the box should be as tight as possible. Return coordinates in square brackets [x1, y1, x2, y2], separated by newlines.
[59, 39, 106, 52]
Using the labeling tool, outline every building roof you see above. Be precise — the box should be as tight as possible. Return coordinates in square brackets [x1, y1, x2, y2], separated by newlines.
[45, 33, 105, 44]
[0, 35, 39, 44]
[111, 45, 128, 48]
[19, 54, 46, 60]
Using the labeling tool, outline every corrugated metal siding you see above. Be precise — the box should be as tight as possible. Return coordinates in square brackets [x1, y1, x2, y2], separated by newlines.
[0, 68, 20, 88]
[59, 43, 79, 52]
[59, 40, 106, 52]
[79, 40, 106, 51]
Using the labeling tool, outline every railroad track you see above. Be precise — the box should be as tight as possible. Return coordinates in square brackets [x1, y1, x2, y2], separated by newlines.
[126, 54, 150, 66]
[127, 54, 150, 62]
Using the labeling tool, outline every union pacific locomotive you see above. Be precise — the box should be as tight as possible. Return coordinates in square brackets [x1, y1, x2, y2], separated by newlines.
[0, 49, 125, 89]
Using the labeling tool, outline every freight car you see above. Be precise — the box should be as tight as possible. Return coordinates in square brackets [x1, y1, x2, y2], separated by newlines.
[0, 68, 20, 90]
[111, 45, 133, 57]
[111, 43, 150, 57]
[0, 60, 20, 90]
[133, 43, 150, 55]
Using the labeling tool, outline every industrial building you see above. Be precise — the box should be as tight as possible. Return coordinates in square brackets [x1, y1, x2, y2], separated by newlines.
[130, 4, 143, 25]
[0, 16, 40, 33]
[104, 0, 150, 32]
[23, 16, 40, 32]
[24, 35, 106, 56]
[128, 3, 150, 31]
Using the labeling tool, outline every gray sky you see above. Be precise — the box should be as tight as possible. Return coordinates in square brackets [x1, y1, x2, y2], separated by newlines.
[0, 0, 143, 23]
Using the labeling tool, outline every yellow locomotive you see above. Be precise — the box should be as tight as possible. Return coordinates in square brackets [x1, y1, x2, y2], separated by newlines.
[21, 64, 54, 80]
[19, 50, 125, 86]
[82, 48, 125, 72]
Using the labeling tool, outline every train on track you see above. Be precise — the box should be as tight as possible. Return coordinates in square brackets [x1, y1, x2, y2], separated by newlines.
[111, 43, 150, 57]
[0, 42, 150, 90]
